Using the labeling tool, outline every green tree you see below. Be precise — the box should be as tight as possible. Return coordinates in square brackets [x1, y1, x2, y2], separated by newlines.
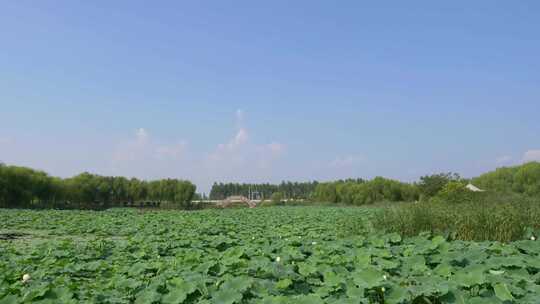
[435, 181, 474, 204]
[271, 192, 284, 204]
[418, 172, 460, 199]
[513, 162, 540, 196]
[313, 183, 338, 203]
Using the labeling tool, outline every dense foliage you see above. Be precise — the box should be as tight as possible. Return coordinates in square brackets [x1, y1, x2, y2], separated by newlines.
[1, 207, 539, 303]
[313, 178, 419, 205]
[434, 181, 476, 205]
[3, 161, 540, 210]
[209, 182, 318, 200]
[417, 173, 461, 199]
[0, 164, 196, 210]
[375, 193, 540, 242]
[271, 192, 285, 204]
[473, 162, 540, 196]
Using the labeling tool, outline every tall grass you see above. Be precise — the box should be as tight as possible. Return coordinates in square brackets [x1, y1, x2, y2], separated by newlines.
[373, 193, 540, 242]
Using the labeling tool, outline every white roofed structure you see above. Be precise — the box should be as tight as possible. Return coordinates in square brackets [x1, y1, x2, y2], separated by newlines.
[465, 183, 485, 192]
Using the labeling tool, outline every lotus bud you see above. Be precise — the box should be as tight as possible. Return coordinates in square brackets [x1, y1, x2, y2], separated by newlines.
[22, 274, 31, 283]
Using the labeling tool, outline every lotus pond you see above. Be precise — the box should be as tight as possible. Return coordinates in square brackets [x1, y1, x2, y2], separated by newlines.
[0, 207, 539, 303]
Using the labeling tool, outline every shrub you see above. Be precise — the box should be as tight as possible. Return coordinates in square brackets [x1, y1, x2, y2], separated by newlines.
[473, 161, 540, 196]
[418, 172, 460, 199]
[271, 192, 284, 204]
[434, 181, 475, 204]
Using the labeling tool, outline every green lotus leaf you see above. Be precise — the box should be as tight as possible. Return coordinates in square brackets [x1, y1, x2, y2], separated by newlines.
[385, 286, 408, 304]
[275, 278, 292, 290]
[297, 262, 318, 277]
[352, 266, 385, 288]
[292, 294, 324, 304]
[493, 283, 514, 301]
[211, 289, 242, 304]
[0, 295, 19, 304]
[323, 271, 344, 287]
[162, 279, 197, 304]
[453, 268, 486, 287]
[221, 276, 253, 293]
[134, 289, 161, 304]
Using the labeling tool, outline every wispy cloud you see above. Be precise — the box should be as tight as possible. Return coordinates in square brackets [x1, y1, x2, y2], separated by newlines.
[523, 150, 540, 162]
[209, 128, 249, 162]
[113, 128, 152, 162]
[2, 110, 288, 193]
[103, 109, 289, 191]
[135, 128, 149, 144]
[112, 127, 189, 173]
[207, 110, 285, 171]
[329, 155, 366, 168]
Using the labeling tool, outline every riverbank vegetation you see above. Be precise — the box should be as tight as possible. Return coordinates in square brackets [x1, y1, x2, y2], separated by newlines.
[374, 192, 540, 242]
[0, 163, 195, 210]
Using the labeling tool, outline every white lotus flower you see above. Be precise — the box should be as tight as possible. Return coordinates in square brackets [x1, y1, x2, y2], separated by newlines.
[531, 236, 536, 241]
[311, 241, 317, 245]
[276, 256, 281, 262]
[383, 275, 387, 280]
[22, 274, 31, 283]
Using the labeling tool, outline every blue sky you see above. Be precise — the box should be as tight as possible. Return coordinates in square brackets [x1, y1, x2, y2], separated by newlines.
[1, 1, 539, 193]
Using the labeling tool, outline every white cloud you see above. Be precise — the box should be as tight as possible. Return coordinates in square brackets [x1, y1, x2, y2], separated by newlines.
[1, 111, 289, 193]
[234, 128, 249, 147]
[104, 111, 287, 193]
[329, 155, 366, 168]
[523, 150, 540, 162]
[113, 128, 188, 164]
[210, 128, 249, 162]
[496, 155, 512, 165]
[113, 128, 151, 162]
[207, 111, 285, 173]
[135, 128, 149, 144]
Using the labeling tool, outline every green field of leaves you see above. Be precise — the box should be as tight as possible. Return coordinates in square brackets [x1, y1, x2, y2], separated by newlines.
[1, 207, 539, 303]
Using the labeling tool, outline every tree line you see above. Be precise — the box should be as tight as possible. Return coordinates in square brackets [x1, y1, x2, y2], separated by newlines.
[0, 163, 196, 209]
[2, 161, 538, 209]
[209, 181, 319, 200]
[208, 177, 419, 205]
[313, 177, 420, 204]
[209, 162, 540, 206]
[472, 162, 540, 196]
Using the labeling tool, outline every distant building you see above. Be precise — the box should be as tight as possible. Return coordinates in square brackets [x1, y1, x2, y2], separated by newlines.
[218, 195, 256, 208]
[465, 183, 485, 192]
[226, 195, 249, 202]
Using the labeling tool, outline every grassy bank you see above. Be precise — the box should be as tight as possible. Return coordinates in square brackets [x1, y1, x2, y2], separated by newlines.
[373, 193, 540, 242]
